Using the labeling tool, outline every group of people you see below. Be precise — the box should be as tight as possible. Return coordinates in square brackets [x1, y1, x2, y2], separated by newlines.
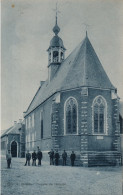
[25, 149, 42, 166]
[6, 148, 76, 168]
[48, 149, 76, 166]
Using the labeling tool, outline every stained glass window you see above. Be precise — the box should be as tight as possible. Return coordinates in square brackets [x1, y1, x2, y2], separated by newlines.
[65, 98, 77, 134]
[93, 96, 106, 134]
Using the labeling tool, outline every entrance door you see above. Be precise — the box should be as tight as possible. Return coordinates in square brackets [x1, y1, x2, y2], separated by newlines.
[11, 141, 17, 157]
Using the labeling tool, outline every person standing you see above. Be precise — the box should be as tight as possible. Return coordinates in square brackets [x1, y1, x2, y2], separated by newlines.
[6, 150, 12, 168]
[70, 151, 76, 166]
[54, 149, 60, 166]
[48, 149, 54, 165]
[24, 150, 31, 166]
[32, 150, 37, 166]
[37, 149, 42, 166]
[62, 150, 67, 166]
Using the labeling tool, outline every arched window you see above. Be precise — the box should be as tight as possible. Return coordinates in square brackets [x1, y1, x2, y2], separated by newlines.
[40, 110, 43, 139]
[61, 52, 64, 61]
[92, 96, 107, 134]
[53, 51, 59, 62]
[65, 97, 78, 134]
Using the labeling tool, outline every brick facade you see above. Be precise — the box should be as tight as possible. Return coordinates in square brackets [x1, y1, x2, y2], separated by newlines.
[24, 87, 121, 166]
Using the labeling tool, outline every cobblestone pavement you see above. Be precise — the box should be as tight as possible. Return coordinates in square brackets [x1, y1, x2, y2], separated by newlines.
[1, 157, 122, 195]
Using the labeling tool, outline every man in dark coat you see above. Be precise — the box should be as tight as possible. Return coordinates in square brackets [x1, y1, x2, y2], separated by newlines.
[48, 149, 54, 165]
[32, 150, 37, 166]
[37, 149, 42, 166]
[54, 149, 60, 166]
[25, 150, 31, 166]
[70, 151, 76, 166]
[62, 150, 67, 166]
[6, 150, 12, 168]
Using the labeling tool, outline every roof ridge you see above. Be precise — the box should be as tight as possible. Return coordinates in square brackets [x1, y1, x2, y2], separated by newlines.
[86, 37, 115, 89]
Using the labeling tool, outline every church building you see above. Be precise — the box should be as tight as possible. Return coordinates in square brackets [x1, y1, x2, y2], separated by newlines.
[24, 15, 121, 166]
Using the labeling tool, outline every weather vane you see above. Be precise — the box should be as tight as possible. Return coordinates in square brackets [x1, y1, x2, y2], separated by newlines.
[82, 23, 92, 36]
[53, 2, 61, 23]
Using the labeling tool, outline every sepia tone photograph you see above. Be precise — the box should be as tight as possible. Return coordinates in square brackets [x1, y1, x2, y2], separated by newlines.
[1, 0, 123, 194]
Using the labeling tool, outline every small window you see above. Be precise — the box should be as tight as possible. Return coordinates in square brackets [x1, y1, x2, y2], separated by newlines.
[61, 52, 64, 60]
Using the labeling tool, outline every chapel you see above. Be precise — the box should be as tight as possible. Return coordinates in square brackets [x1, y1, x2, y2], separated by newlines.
[24, 14, 121, 166]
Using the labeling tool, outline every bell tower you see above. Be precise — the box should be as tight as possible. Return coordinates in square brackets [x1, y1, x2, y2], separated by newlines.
[47, 5, 66, 81]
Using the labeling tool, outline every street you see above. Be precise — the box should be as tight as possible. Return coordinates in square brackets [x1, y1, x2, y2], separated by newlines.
[1, 157, 122, 195]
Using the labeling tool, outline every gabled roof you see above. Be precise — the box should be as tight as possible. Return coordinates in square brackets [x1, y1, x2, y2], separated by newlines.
[25, 35, 115, 116]
[1, 123, 22, 138]
[1, 127, 13, 137]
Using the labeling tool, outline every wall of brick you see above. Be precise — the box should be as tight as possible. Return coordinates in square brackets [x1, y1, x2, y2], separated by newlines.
[25, 94, 57, 152]
[88, 135, 113, 151]
[57, 135, 81, 151]
[1, 136, 8, 155]
[24, 87, 121, 166]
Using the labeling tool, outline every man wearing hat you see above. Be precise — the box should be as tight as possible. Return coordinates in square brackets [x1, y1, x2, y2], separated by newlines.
[6, 150, 12, 168]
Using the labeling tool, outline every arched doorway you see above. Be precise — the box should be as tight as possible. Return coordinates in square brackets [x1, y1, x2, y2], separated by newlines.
[11, 141, 17, 157]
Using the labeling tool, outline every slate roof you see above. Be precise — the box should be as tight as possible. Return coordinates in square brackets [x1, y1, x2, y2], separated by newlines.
[25, 35, 115, 116]
[1, 123, 21, 138]
[48, 35, 65, 50]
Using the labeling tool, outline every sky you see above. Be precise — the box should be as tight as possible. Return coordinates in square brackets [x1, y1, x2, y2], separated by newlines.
[1, 0, 123, 130]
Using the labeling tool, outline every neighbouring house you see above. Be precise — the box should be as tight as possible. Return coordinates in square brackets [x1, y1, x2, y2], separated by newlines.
[1, 120, 25, 158]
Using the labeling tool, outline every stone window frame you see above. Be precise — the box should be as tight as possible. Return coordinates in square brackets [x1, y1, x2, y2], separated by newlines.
[40, 110, 44, 139]
[92, 95, 107, 135]
[64, 97, 78, 135]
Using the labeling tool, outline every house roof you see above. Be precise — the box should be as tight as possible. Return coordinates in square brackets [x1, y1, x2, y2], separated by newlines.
[1, 123, 22, 138]
[1, 127, 13, 137]
[25, 35, 115, 116]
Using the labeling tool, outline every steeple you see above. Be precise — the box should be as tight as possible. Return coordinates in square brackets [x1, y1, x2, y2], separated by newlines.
[53, 5, 60, 35]
[86, 30, 88, 37]
[47, 4, 66, 81]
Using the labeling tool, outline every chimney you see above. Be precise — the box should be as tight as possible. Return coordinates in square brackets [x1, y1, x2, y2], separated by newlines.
[23, 112, 26, 117]
[40, 81, 45, 87]
[14, 121, 17, 125]
[19, 119, 22, 124]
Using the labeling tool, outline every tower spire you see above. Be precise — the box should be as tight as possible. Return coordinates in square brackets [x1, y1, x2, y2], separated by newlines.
[47, 3, 66, 81]
[86, 30, 88, 37]
[56, 2, 58, 25]
[53, 3, 60, 35]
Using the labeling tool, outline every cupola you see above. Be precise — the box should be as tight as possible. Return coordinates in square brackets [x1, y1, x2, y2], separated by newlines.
[47, 10, 66, 81]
